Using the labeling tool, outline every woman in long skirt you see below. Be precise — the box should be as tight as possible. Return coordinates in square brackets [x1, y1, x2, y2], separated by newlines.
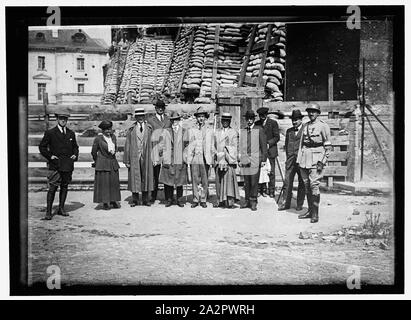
[91, 120, 121, 210]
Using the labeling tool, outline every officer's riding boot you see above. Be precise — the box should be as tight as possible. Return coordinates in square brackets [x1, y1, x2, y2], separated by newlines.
[298, 189, 312, 219]
[45, 185, 57, 220]
[57, 186, 69, 216]
[310, 194, 320, 223]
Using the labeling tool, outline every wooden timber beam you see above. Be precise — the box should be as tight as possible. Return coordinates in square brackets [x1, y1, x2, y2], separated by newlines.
[211, 25, 221, 99]
[257, 24, 274, 88]
[177, 29, 195, 94]
[238, 25, 257, 87]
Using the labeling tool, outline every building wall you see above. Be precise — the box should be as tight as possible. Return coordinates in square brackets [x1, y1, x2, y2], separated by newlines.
[28, 51, 57, 104]
[29, 50, 108, 105]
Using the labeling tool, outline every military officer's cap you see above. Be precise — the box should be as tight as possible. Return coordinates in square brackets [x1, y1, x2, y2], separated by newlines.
[305, 103, 321, 114]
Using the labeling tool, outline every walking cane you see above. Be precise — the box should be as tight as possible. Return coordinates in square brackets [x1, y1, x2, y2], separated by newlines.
[276, 157, 285, 204]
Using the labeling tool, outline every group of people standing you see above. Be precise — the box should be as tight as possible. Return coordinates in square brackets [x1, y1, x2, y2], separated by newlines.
[39, 100, 331, 224]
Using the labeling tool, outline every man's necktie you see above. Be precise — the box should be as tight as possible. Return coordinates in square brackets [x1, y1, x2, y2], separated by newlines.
[140, 125, 143, 133]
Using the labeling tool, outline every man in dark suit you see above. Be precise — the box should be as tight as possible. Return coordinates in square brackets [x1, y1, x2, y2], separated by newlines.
[39, 112, 79, 220]
[278, 109, 306, 211]
[255, 107, 280, 198]
[239, 110, 268, 211]
[146, 100, 171, 204]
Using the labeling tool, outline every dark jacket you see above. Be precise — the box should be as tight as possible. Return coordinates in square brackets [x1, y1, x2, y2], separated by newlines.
[284, 125, 303, 170]
[255, 117, 280, 159]
[39, 126, 79, 172]
[91, 134, 120, 172]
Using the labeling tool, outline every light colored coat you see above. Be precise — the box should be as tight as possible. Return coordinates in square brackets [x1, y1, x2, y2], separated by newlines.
[123, 122, 154, 192]
[159, 126, 189, 187]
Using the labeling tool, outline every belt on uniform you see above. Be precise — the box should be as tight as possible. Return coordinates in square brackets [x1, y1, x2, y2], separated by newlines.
[303, 142, 323, 148]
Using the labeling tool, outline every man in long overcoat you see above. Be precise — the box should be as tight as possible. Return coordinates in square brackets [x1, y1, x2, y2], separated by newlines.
[39, 112, 79, 220]
[278, 109, 306, 211]
[146, 99, 171, 204]
[239, 110, 267, 211]
[159, 112, 189, 207]
[213, 112, 240, 209]
[186, 106, 214, 208]
[123, 107, 154, 206]
[255, 107, 280, 198]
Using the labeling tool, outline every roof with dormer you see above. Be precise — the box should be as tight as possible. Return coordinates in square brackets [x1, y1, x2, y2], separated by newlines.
[29, 28, 109, 54]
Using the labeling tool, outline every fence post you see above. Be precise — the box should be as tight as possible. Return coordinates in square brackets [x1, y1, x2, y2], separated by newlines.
[347, 107, 362, 183]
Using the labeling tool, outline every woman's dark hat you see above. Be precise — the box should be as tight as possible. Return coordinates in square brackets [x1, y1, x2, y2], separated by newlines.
[290, 109, 304, 120]
[98, 120, 113, 130]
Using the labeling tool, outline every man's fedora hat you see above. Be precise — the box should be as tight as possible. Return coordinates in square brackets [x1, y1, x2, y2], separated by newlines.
[194, 106, 209, 117]
[256, 107, 269, 115]
[134, 107, 146, 116]
[306, 103, 321, 114]
[169, 111, 181, 121]
[290, 109, 304, 120]
[153, 100, 166, 109]
[98, 120, 113, 130]
[244, 110, 256, 119]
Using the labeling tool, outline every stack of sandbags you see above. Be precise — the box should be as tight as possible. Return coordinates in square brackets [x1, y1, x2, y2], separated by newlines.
[199, 24, 246, 97]
[163, 26, 194, 98]
[244, 23, 286, 101]
[216, 24, 243, 88]
[181, 26, 206, 91]
[115, 37, 174, 104]
[101, 46, 128, 104]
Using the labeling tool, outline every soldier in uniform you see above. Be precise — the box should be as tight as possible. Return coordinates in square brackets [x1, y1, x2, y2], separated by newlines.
[278, 109, 306, 211]
[147, 100, 171, 204]
[159, 111, 189, 207]
[39, 112, 79, 220]
[123, 108, 154, 207]
[255, 107, 280, 198]
[296, 104, 331, 223]
[239, 110, 267, 211]
[186, 106, 214, 208]
[213, 112, 240, 209]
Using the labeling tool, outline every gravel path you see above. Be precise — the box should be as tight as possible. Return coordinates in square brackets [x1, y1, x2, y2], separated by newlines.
[27, 189, 394, 287]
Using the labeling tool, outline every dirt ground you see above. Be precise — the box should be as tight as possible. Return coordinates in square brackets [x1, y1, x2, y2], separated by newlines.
[27, 187, 395, 288]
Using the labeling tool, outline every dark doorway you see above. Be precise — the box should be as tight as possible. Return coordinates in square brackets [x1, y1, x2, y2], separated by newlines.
[285, 22, 360, 101]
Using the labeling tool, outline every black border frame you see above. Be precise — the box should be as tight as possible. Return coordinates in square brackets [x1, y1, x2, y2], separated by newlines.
[6, 5, 404, 296]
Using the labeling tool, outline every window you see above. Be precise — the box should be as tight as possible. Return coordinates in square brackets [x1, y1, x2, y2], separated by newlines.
[38, 56, 45, 70]
[77, 83, 85, 93]
[37, 83, 46, 101]
[77, 58, 85, 71]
